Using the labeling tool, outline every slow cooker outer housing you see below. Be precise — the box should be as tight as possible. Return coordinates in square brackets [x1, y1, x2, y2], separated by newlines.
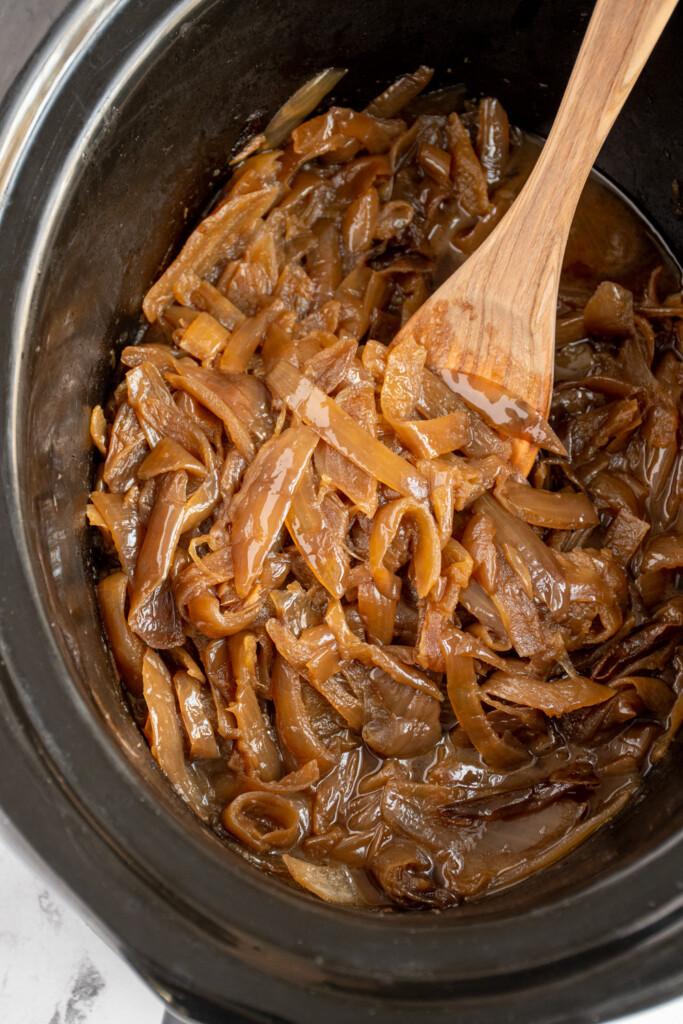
[1, 1, 683, 1021]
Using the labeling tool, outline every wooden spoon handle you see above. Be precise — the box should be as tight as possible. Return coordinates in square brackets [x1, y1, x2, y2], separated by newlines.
[505, 0, 678, 270]
[408, 0, 677, 475]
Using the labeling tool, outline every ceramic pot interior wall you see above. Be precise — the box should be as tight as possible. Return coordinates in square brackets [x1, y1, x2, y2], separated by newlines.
[19, 0, 683, 913]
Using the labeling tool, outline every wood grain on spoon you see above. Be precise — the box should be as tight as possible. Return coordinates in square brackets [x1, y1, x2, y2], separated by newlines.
[395, 0, 678, 474]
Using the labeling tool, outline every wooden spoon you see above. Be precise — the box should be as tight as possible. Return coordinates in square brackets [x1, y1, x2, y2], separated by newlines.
[396, 0, 678, 473]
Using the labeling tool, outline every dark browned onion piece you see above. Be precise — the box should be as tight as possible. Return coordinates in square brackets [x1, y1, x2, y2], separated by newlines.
[365, 66, 434, 118]
[370, 840, 451, 907]
[476, 97, 510, 187]
[439, 370, 567, 454]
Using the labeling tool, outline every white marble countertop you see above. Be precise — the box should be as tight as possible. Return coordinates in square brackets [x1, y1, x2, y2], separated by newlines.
[0, 822, 162, 1023]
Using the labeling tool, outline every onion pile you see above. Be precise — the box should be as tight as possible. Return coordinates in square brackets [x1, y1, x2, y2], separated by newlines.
[88, 68, 683, 908]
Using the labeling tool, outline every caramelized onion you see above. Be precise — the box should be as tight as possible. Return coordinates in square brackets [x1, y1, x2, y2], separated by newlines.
[223, 792, 302, 851]
[268, 360, 429, 500]
[442, 632, 526, 770]
[271, 656, 338, 772]
[175, 671, 220, 759]
[382, 338, 469, 458]
[286, 462, 350, 597]
[129, 471, 187, 624]
[497, 478, 599, 529]
[166, 364, 255, 460]
[326, 600, 443, 702]
[445, 111, 491, 217]
[138, 437, 207, 479]
[97, 571, 145, 694]
[263, 68, 348, 149]
[439, 370, 566, 454]
[143, 187, 282, 322]
[229, 426, 318, 598]
[229, 632, 282, 782]
[476, 97, 510, 187]
[366, 66, 434, 118]
[88, 489, 141, 577]
[483, 671, 614, 717]
[369, 497, 441, 600]
[476, 493, 569, 616]
[142, 649, 209, 818]
[89, 73, 683, 910]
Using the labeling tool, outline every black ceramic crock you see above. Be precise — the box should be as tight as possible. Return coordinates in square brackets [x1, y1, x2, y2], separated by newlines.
[1, 1, 683, 1022]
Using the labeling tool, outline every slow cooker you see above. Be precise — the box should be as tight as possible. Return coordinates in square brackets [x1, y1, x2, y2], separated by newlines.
[1, 1, 683, 1021]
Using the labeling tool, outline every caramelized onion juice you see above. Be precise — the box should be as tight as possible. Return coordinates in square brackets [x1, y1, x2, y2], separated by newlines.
[89, 69, 683, 908]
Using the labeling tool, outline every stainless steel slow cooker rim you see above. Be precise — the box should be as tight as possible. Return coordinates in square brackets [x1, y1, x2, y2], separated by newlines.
[0, 0, 116, 206]
[1, 1, 683, 1021]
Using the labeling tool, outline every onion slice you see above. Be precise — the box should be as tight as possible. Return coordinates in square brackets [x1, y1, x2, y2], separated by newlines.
[268, 359, 428, 500]
[482, 671, 614, 717]
[496, 478, 599, 530]
[369, 496, 441, 600]
[475, 493, 569, 617]
[262, 68, 348, 151]
[283, 855, 384, 906]
[229, 425, 318, 598]
[142, 649, 210, 818]
[365, 66, 434, 118]
[441, 631, 526, 770]
[439, 369, 567, 454]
